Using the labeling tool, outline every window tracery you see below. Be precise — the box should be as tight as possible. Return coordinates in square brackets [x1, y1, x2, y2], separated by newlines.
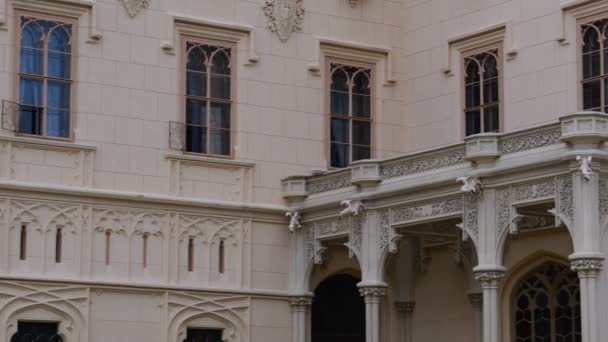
[513, 263, 580, 342]
[18, 17, 73, 139]
[329, 63, 372, 168]
[581, 19, 608, 112]
[185, 43, 232, 156]
[464, 49, 500, 136]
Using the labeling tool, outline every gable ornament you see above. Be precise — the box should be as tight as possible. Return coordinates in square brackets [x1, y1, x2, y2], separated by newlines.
[263, 0, 305, 42]
[120, 0, 150, 18]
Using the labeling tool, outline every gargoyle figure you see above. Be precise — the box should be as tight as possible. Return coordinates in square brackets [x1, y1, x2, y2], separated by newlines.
[339, 200, 366, 216]
[285, 211, 303, 233]
[576, 155, 593, 181]
[456, 176, 482, 193]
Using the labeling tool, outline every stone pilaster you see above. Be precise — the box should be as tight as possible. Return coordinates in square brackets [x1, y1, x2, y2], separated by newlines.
[475, 270, 504, 342]
[359, 286, 386, 342]
[571, 257, 604, 342]
[289, 295, 313, 342]
[467, 292, 483, 342]
[395, 301, 415, 342]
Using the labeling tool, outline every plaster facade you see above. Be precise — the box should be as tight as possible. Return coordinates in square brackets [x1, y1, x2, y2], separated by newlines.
[0, 0, 607, 341]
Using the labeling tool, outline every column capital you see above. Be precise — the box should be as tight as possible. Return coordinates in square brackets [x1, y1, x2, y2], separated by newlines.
[395, 300, 416, 314]
[571, 257, 604, 278]
[288, 296, 313, 311]
[474, 270, 505, 289]
[358, 286, 386, 303]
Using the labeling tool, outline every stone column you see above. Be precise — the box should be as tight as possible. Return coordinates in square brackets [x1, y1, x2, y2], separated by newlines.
[359, 286, 386, 342]
[474, 270, 504, 342]
[289, 296, 313, 342]
[396, 301, 415, 342]
[467, 292, 483, 342]
[571, 257, 603, 342]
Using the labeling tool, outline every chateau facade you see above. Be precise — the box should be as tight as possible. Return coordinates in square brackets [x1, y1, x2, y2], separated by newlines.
[1, 0, 608, 341]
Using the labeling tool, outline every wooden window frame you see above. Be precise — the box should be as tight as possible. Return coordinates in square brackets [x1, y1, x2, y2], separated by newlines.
[13, 11, 77, 142]
[326, 58, 375, 169]
[461, 44, 504, 137]
[180, 36, 235, 159]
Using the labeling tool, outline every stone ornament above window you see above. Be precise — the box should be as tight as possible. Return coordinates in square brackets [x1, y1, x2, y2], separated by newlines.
[263, 0, 305, 42]
[120, 0, 150, 18]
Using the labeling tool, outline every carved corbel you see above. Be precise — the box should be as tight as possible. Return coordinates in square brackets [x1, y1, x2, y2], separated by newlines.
[285, 211, 303, 233]
[457, 176, 482, 194]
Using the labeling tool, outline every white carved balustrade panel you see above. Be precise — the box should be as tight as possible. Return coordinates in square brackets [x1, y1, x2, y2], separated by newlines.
[167, 155, 254, 203]
[0, 138, 95, 188]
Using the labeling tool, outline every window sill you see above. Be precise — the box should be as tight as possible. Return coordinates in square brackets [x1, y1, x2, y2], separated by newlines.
[0, 135, 97, 152]
[165, 153, 255, 168]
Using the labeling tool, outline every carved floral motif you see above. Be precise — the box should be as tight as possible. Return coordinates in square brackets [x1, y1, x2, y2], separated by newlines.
[381, 148, 466, 178]
[358, 286, 386, 298]
[499, 126, 561, 154]
[475, 271, 504, 288]
[557, 176, 574, 224]
[288, 296, 313, 307]
[263, 0, 305, 42]
[119, 0, 150, 18]
[600, 176, 608, 228]
[391, 198, 462, 224]
[306, 173, 352, 194]
[571, 258, 603, 277]
[463, 194, 480, 239]
[512, 180, 555, 202]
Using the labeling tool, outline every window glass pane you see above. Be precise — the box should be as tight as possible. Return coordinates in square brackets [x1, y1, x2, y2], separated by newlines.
[186, 126, 206, 153]
[583, 50, 601, 80]
[465, 60, 480, 83]
[484, 106, 499, 133]
[184, 328, 223, 342]
[20, 48, 43, 75]
[20, 19, 44, 49]
[583, 27, 601, 54]
[47, 109, 70, 138]
[11, 322, 62, 342]
[352, 71, 370, 95]
[331, 91, 349, 115]
[210, 75, 231, 99]
[352, 145, 370, 162]
[211, 50, 231, 75]
[187, 45, 206, 71]
[352, 121, 370, 146]
[210, 102, 230, 129]
[209, 129, 230, 155]
[48, 52, 71, 79]
[48, 25, 72, 53]
[583, 80, 601, 111]
[331, 68, 349, 92]
[482, 54, 498, 79]
[19, 77, 43, 106]
[331, 142, 349, 168]
[330, 118, 349, 143]
[352, 94, 370, 118]
[465, 83, 480, 108]
[186, 99, 207, 126]
[18, 104, 43, 135]
[187, 71, 206, 97]
[47, 81, 70, 110]
[483, 77, 499, 104]
[465, 110, 481, 136]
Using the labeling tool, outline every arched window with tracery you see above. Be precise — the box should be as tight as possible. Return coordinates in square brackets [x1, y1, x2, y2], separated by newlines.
[581, 19, 608, 112]
[464, 49, 500, 136]
[185, 42, 232, 156]
[329, 63, 372, 168]
[18, 17, 73, 138]
[512, 262, 581, 342]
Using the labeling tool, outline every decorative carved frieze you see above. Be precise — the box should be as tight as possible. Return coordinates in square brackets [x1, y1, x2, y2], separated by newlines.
[381, 147, 466, 178]
[599, 176, 608, 229]
[391, 197, 463, 225]
[463, 194, 480, 239]
[306, 173, 352, 194]
[120, 0, 150, 18]
[288, 296, 313, 307]
[512, 179, 556, 203]
[556, 175, 574, 225]
[263, 0, 305, 42]
[379, 209, 401, 255]
[474, 271, 504, 288]
[499, 126, 561, 154]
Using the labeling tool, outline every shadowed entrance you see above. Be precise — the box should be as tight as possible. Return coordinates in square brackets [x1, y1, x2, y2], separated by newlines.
[312, 274, 365, 342]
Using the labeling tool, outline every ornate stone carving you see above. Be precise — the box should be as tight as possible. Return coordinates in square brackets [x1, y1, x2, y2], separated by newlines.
[288, 296, 313, 307]
[381, 147, 466, 178]
[600, 176, 608, 228]
[306, 173, 352, 194]
[316, 217, 350, 237]
[463, 193, 480, 239]
[499, 126, 561, 154]
[119, 0, 150, 18]
[286, 211, 303, 233]
[358, 286, 386, 299]
[512, 179, 556, 202]
[304, 224, 315, 263]
[457, 176, 482, 193]
[571, 258, 603, 277]
[392, 198, 462, 224]
[556, 175, 574, 225]
[576, 155, 594, 181]
[348, 215, 363, 258]
[340, 200, 366, 216]
[474, 271, 504, 288]
[263, 0, 305, 43]
[378, 209, 401, 255]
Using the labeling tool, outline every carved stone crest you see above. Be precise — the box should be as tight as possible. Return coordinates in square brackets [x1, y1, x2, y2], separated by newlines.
[263, 0, 305, 42]
[120, 0, 150, 18]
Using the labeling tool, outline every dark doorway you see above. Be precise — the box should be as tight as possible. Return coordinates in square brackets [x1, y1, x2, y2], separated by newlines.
[11, 322, 62, 342]
[312, 274, 365, 342]
[183, 328, 223, 342]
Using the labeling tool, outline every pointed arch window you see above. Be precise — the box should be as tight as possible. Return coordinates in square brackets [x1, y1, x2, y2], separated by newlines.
[18, 17, 73, 139]
[329, 63, 372, 168]
[512, 262, 581, 342]
[581, 19, 608, 112]
[184, 42, 232, 156]
[464, 49, 500, 136]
